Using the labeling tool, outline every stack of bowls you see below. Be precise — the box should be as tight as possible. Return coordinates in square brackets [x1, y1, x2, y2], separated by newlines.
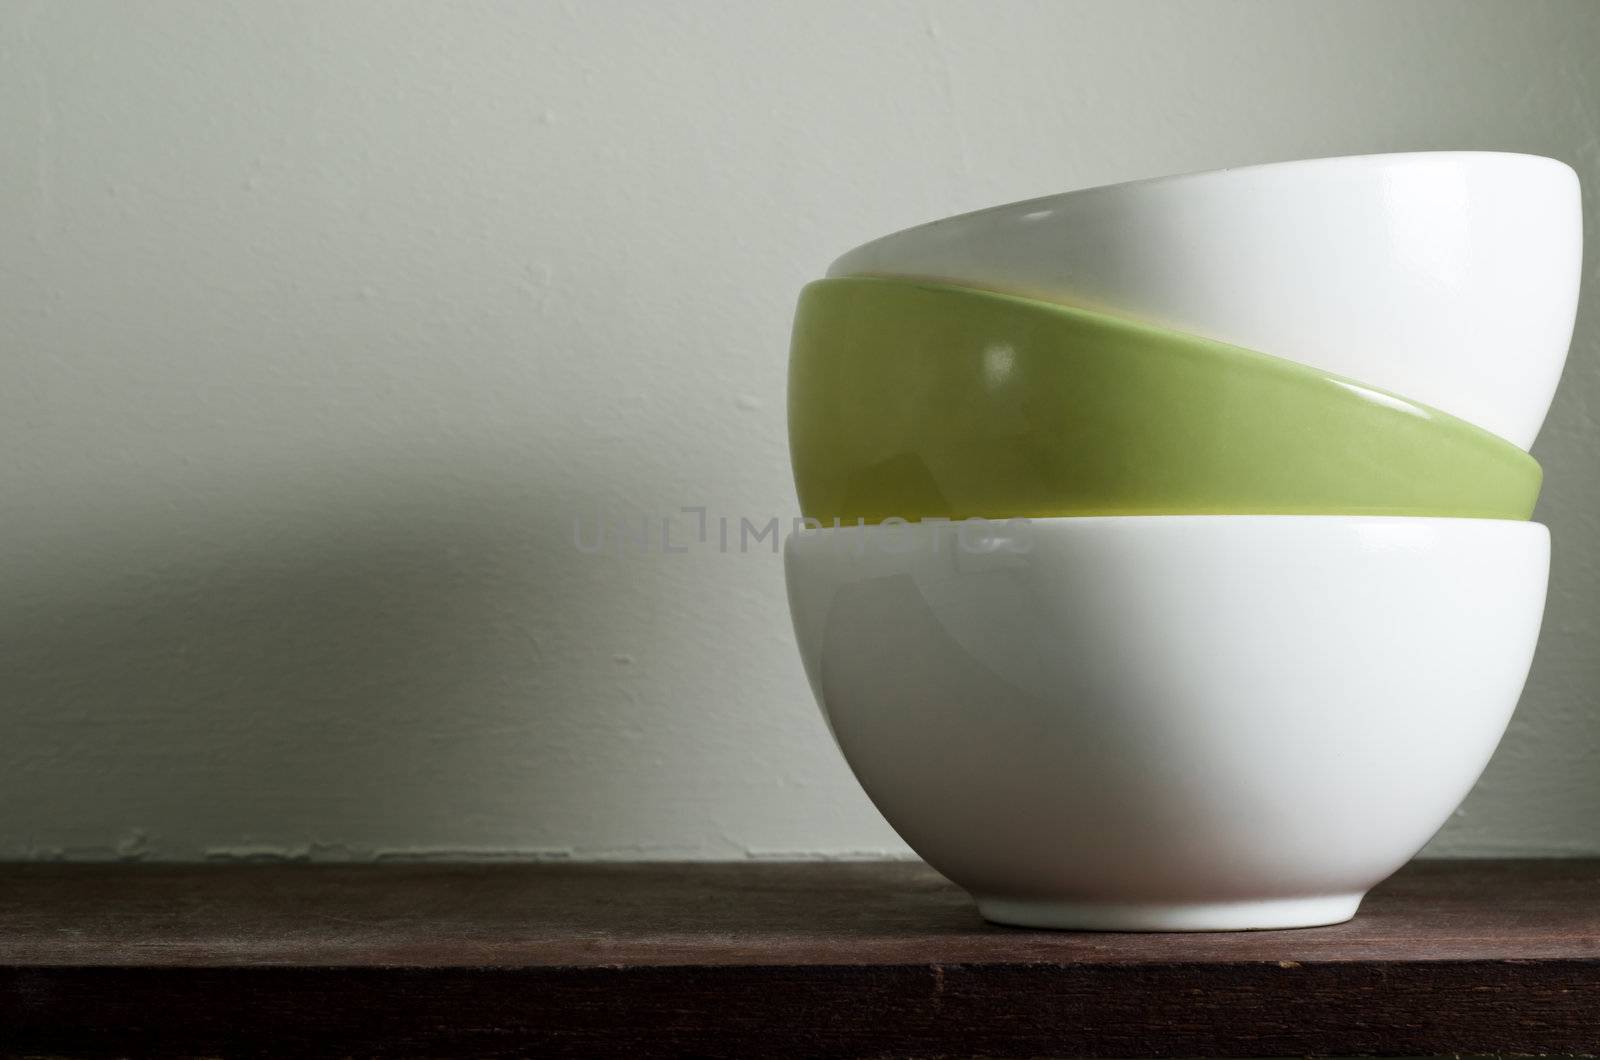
[784, 152, 1581, 930]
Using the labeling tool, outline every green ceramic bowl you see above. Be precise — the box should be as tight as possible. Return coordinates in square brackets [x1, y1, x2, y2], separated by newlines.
[789, 278, 1541, 524]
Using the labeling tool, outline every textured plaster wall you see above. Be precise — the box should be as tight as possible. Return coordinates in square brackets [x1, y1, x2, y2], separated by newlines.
[0, 0, 1596, 861]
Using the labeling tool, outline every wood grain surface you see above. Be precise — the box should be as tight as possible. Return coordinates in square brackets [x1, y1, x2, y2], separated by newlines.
[2, 859, 1598, 1057]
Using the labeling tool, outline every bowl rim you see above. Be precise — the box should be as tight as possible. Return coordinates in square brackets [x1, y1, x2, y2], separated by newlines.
[784, 512, 1552, 540]
[828, 150, 1577, 275]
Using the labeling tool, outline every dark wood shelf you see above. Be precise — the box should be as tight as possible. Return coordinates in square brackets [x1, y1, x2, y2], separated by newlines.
[2, 858, 1598, 1057]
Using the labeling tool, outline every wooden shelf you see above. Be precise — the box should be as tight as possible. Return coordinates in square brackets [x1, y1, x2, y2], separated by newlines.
[2, 858, 1598, 1057]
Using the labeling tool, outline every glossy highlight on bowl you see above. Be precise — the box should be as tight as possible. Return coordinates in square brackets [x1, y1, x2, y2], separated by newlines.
[789, 277, 1541, 525]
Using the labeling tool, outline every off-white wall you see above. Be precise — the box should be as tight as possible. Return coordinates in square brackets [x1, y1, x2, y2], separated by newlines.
[1, 0, 1595, 861]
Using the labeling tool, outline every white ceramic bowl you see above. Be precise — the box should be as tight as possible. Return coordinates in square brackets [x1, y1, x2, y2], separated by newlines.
[786, 516, 1549, 930]
[828, 152, 1581, 449]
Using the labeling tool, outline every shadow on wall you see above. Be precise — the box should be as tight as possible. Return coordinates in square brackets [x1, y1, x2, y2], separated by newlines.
[1455, 295, 1600, 854]
[0, 454, 633, 860]
[1433, 231, 1600, 856]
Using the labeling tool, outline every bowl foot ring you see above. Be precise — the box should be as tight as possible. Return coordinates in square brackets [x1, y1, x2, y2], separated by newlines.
[975, 892, 1364, 931]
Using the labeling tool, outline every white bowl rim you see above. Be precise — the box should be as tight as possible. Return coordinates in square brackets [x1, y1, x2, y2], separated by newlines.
[829, 150, 1576, 273]
[788, 513, 1551, 535]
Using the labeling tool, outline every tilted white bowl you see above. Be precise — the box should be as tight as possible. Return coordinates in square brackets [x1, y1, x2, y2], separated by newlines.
[786, 516, 1549, 930]
[828, 152, 1581, 449]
